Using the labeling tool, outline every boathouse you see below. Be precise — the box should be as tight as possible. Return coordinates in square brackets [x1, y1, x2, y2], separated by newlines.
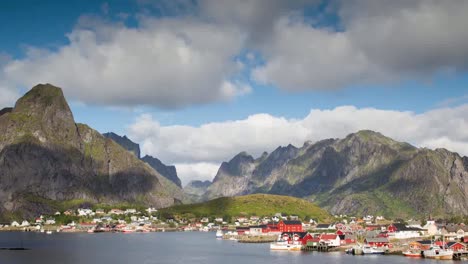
[364, 237, 389, 248]
[447, 242, 467, 252]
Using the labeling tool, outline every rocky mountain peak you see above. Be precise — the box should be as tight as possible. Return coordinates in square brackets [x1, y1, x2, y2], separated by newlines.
[14, 83, 72, 117]
[1, 83, 79, 149]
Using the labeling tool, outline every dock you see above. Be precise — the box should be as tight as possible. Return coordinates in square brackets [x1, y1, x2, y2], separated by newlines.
[453, 251, 468, 260]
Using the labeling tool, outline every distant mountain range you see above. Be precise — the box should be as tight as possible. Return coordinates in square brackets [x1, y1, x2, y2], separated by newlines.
[103, 133, 182, 188]
[200, 131, 468, 218]
[0, 84, 183, 219]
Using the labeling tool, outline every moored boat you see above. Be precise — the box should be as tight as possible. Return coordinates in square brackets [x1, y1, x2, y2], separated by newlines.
[423, 246, 453, 260]
[403, 250, 422, 258]
[361, 245, 385, 255]
[270, 242, 302, 251]
[216, 229, 223, 239]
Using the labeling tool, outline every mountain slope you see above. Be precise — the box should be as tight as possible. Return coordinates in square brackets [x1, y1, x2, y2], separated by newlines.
[160, 194, 331, 222]
[184, 180, 212, 203]
[102, 132, 182, 188]
[204, 131, 468, 218]
[0, 84, 182, 219]
[103, 132, 140, 158]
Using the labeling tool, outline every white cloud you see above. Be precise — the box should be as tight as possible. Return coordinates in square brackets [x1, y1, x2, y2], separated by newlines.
[128, 104, 468, 183]
[253, 0, 468, 90]
[0, 86, 19, 108]
[175, 162, 220, 186]
[1, 16, 247, 108]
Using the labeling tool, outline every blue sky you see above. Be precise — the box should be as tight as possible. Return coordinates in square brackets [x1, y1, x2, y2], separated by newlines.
[2, 0, 468, 183]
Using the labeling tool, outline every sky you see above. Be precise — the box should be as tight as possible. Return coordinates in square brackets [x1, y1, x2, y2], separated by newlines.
[1, 0, 468, 185]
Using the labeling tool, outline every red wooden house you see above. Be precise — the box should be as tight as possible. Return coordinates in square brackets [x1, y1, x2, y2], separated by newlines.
[278, 220, 303, 232]
[364, 237, 390, 248]
[447, 242, 466, 252]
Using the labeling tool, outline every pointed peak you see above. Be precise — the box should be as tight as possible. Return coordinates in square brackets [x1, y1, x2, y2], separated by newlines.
[14, 83, 71, 114]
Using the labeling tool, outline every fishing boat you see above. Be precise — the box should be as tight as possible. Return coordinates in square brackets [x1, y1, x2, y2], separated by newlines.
[361, 245, 385, 255]
[216, 229, 223, 239]
[423, 246, 453, 260]
[270, 241, 302, 251]
[403, 250, 422, 258]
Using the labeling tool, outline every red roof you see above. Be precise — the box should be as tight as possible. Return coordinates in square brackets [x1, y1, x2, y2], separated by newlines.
[321, 234, 338, 240]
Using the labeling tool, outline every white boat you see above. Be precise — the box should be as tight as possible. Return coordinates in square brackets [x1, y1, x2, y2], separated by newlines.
[270, 241, 302, 251]
[361, 245, 385, 255]
[216, 230, 223, 239]
[423, 246, 453, 260]
[46, 230, 52, 235]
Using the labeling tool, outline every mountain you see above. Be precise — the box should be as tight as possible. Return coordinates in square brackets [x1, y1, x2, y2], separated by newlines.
[0, 84, 183, 220]
[141, 155, 181, 188]
[160, 194, 331, 222]
[102, 132, 182, 188]
[183, 180, 212, 203]
[103, 132, 140, 158]
[203, 130, 468, 218]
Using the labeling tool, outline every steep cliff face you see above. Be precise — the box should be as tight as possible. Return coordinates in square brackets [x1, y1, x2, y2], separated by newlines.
[103, 132, 141, 158]
[101, 132, 182, 188]
[141, 155, 181, 188]
[0, 84, 182, 219]
[203, 130, 468, 217]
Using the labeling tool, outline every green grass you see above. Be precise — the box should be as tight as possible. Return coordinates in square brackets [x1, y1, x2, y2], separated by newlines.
[159, 194, 331, 222]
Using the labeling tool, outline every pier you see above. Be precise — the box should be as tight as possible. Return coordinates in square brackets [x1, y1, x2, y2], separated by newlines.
[453, 251, 468, 260]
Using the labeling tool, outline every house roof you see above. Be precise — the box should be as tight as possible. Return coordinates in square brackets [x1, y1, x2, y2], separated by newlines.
[392, 223, 423, 231]
[321, 234, 338, 240]
[365, 237, 389, 243]
[316, 224, 331, 228]
[281, 232, 308, 238]
[282, 220, 302, 225]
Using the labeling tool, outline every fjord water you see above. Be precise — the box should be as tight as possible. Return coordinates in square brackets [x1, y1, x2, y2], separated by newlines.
[0, 232, 455, 264]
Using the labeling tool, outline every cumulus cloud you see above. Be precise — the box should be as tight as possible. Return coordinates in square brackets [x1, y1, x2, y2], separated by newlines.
[175, 162, 220, 186]
[2, 1, 468, 104]
[128, 104, 468, 183]
[253, 0, 468, 90]
[1, 16, 247, 108]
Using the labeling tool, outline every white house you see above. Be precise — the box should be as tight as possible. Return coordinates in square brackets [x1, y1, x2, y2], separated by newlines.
[320, 234, 341, 247]
[125, 209, 137, 214]
[45, 218, 56, 225]
[146, 207, 158, 213]
[11, 221, 20, 227]
[77, 208, 94, 216]
[21, 220, 30, 227]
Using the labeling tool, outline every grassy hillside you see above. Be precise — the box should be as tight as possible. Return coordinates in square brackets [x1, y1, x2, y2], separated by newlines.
[159, 194, 331, 222]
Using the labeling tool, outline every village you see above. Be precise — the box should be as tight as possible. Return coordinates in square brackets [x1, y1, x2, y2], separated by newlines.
[1, 207, 467, 260]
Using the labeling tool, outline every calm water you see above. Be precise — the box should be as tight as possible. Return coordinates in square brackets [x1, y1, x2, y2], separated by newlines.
[0, 232, 459, 264]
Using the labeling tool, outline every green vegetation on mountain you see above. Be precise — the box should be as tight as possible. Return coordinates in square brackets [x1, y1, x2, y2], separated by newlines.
[203, 130, 468, 219]
[0, 84, 183, 220]
[160, 194, 331, 222]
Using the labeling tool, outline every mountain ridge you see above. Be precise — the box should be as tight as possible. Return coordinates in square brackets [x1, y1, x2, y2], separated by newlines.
[202, 130, 468, 218]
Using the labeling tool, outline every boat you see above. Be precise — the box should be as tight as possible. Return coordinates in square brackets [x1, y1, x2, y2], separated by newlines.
[121, 227, 135, 233]
[423, 246, 453, 260]
[270, 241, 302, 251]
[361, 245, 385, 255]
[403, 250, 422, 258]
[216, 229, 223, 239]
[46, 230, 52, 235]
